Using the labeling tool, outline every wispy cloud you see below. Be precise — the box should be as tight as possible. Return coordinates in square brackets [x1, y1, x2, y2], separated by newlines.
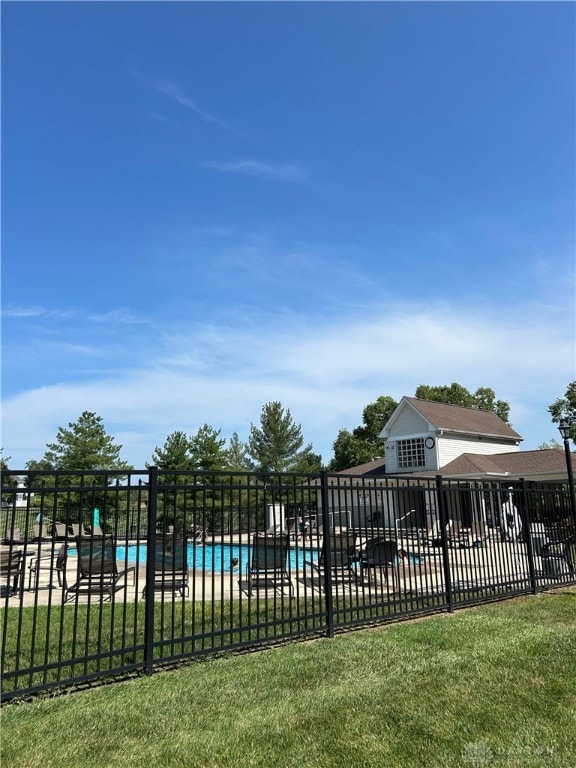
[133, 70, 239, 133]
[199, 159, 308, 182]
[89, 309, 150, 325]
[2, 299, 573, 468]
[2, 305, 46, 319]
[1, 305, 74, 321]
[147, 110, 182, 130]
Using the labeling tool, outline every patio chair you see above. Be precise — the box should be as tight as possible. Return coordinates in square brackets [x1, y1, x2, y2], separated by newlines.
[246, 533, 294, 598]
[317, 530, 361, 585]
[65, 536, 135, 602]
[33, 523, 52, 542]
[53, 523, 69, 541]
[27, 544, 67, 591]
[1, 549, 25, 597]
[143, 536, 189, 598]
[3, 528, 25, 545]
[541, 540, 575, 579]
[446, 520, 470, 548]
[359, 538, 400, 588]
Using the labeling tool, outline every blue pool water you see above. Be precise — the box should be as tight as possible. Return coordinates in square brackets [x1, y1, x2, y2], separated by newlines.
[114, 542, 319, 572]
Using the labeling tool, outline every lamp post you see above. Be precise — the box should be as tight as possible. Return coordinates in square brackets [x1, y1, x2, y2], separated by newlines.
[558, 418, 576, 519]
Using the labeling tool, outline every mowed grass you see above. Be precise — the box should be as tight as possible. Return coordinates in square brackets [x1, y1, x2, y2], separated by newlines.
[2, 589, 575, 768]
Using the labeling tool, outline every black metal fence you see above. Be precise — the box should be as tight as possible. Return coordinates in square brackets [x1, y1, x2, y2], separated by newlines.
[1, 468, 575, 702]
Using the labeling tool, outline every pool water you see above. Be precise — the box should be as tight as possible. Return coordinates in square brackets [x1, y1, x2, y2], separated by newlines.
[395, 554, 422, 565]
[114, 542, 319, 573]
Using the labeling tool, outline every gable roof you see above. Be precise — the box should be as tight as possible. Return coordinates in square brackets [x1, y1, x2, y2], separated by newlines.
[383, 397, 522, 441]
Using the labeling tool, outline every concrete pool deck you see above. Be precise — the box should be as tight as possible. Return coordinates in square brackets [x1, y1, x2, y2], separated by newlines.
[4, 533, 560, 608]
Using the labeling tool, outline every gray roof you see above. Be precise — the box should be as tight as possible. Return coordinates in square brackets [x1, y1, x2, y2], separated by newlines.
[334, 458, 386, 477]
[402, 397, 522, 440]
[409, 449, 576, 480]
[335, 449, 575, 481]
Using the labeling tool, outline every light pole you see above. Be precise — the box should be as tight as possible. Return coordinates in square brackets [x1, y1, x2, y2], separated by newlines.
[558, 418, 576, 519]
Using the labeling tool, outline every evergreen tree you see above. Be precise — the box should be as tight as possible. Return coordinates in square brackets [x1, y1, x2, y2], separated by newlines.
[148, 431, 195, 470]
[248, 402, 315, 472]
[31, 411, 131, 471]
[191, 424, 227, 471]
[225, 432, 254, 471]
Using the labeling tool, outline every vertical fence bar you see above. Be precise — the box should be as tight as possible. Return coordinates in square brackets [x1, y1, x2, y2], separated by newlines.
[520, 478, 538, 596]
[143, 466, 158, 675]
[435, 475, 454, 613]
[320, 471, 334, 638]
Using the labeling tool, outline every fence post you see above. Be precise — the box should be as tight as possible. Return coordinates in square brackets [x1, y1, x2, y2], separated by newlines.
[143, 466, 158, 675]
[520, 478, 538, 595]
[320, 470, 334, 638]
[435, 475, 454, 613]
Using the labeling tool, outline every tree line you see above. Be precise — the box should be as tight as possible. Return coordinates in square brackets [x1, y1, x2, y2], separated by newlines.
[2, 381, 574, 475]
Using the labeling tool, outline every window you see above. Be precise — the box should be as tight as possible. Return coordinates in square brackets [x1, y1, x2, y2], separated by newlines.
[397, 438, 425, 468]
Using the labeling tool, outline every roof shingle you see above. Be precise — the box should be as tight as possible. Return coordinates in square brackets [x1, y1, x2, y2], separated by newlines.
[404, 397, 522, 440]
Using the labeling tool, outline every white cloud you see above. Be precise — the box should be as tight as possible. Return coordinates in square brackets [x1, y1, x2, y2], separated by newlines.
[1, 305, 74, 321]
[88, 308, 150, 325]
[199, 159, 308, 182]
[133, 70, 238, 132]
[2, 300, 573, 468]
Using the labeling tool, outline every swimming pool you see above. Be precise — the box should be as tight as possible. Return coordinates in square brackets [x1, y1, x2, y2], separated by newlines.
[113, 542, 319, 572]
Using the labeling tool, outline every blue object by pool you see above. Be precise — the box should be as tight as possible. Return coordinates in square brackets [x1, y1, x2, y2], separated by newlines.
[106, 542, 319, 573]
[396, 553, 422, 565]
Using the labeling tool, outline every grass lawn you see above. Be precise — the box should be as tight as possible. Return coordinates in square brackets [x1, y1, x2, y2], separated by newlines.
[2, 588, 575, 768]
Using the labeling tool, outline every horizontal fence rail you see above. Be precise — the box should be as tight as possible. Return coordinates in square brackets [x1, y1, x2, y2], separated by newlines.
[1, 468, 575, 702]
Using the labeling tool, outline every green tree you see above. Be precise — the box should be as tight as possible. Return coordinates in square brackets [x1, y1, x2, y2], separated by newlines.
[0, 450, 12, 474]
[548, 381, 576, 444]
[248, 402, 315, 472]
[148, 431, 196, 531]
[0, 451, 17, 507]
[225, 432, 254, 471]
[24, 413, 131, 529]
[30, 411, 132, 471]
[415, 383, 511, 423]
[292, 449, 323, 474]
[191, 424, 228, 471]
[148, 431, 195, 471]
[329, 429, 375, 471]
[538, 439, 562, 450]
[329, 395, 397, 471]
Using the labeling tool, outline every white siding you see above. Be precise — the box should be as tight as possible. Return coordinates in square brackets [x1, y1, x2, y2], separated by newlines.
[389, 407, 430, 437]
[385, 405, 438, 473]
[438, 435, 520, 468]
[385, 440, 439, 473]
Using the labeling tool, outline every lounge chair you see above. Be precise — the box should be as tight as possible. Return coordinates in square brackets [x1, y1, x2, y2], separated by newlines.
[53, 523, 69, 541]
[27, 544, 67, 591]
[446, 520, 470, 548]
[65, 536, 134, 602]
[359, 538, 399, 589]
[3, 528, 25, 545]
[1, 549, 25, 597]
[33, 523, 52, 542]
[317, 530, 361, 584]
[144, 536, 189, 598]
[246, 533, 294, 598]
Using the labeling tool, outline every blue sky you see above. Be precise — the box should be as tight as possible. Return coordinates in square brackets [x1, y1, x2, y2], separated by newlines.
[2, 1, 575, 468]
